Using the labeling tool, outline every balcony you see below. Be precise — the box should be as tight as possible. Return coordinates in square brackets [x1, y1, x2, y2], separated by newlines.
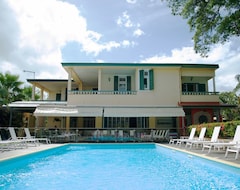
[182, 91, 219, 95]
[69, 90, 137, 95]
[181, 91, 220, 102]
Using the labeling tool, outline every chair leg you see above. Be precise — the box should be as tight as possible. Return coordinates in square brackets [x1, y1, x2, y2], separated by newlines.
[235, 151, 239, 160]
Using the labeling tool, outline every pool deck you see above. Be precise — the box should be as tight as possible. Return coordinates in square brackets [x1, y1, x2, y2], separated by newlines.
[160, 143, 240, 168]
[0, 143, 240, 168]
[0, 144, 65, 161]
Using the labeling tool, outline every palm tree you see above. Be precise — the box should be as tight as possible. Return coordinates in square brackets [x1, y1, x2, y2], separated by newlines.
[233, 74, 240, 93]
[0, 72, 24, 106]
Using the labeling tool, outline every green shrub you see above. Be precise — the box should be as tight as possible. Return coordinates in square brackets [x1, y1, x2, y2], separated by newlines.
[188, 121, 240, 138]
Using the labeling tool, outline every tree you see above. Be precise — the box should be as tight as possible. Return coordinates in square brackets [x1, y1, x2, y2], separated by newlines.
[165, 0, 240, 57]
[22, 86, 40, 101]
[0, 72, 24, 106]
[219, 92, 240, 121]
[233, 74, 240, 93]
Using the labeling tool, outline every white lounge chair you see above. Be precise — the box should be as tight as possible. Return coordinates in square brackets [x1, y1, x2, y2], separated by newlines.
[185, 127, 206, 148]
[141, 130, 155, 141]
[203, 125, 240, 153]
[24, 128, 51, 144]
[0, 131, 17, 151]
[225, 144, 240, 160]
[8, 127, 39, 146]
[1, 130, 26, 150]
[169, 128, 196, 145]
[186, 126, 221, 149]
[154, 130, 169, 141]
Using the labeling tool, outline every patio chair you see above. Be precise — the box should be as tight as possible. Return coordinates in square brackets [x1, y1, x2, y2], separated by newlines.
[0, 131, 17, 151]
[203, 125, 240, 153]
[169, 128, 196, 145]
[24, 128, 51, 144]
[185, 126, 221, 149]
[154, 130, 169, 141]
[141, 130, 155, 141]
[225, 144, 240, 160]
[185, 127, 206, 148]
[8, 127, 39, 146]
[1, 130, 26, 150]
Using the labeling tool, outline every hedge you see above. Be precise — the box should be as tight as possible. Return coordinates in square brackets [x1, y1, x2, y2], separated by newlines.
[188, 120, 240, 138]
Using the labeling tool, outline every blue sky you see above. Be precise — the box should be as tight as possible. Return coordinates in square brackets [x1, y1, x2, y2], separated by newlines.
[1, 0, 240, 93]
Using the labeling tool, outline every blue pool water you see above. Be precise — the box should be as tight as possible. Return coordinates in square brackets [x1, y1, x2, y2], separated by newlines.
[0, 143, 240, 190]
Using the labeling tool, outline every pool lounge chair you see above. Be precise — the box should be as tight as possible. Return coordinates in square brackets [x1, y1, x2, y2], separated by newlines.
[203, 125, 240, 153]
[186, 126, 221, 150]
[225, 144, 240, 160]
[0, 130, 26, 150]
[141, 130, 155, 141]
[24, 128, 51, 144]
[8, 127, 39, 146]
[185, 127, 207, 148]
[169, 128, 196, 145]
[154, 130, 169, 141]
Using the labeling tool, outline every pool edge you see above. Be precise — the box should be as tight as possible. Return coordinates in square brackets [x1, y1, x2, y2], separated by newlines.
[157, 143, 240, 169]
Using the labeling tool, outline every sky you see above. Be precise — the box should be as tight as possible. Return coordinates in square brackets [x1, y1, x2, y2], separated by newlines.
[0, 0, 240, 93]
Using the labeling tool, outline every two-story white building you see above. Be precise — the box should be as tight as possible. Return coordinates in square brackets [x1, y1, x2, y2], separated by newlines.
[9, 63, 222, 139]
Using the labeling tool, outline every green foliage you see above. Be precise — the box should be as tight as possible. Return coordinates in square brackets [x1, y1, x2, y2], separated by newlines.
[189, 120, 240, 138]
[0, 72, 24, 106]
[233, 74, 240, 93]
[165, 0, 240, 57]
[219, 92, 240, 121]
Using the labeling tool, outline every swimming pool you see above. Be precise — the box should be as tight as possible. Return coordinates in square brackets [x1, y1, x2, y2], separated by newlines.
[0, 143, 239, 190]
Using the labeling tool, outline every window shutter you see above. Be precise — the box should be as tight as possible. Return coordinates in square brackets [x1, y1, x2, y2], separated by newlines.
[127, 76, 131, 91]
[139, 70, 144, 90]
[149, 69, 154, 90]
[114, 76, 118, 91]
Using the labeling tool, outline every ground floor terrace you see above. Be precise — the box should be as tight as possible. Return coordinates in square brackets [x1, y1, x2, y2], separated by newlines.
[22, 115, 184, 143]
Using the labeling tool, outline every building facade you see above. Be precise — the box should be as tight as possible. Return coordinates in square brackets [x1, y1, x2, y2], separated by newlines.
[9, 63, 222, 138]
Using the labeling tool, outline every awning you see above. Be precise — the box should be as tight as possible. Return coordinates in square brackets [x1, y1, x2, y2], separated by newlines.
[34, 106, 103, 117]
[34, 106, 185, 117]
[103, 107, 185, 117]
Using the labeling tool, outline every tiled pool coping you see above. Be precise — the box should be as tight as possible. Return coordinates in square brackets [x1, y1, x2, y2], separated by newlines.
[160, 143, 240, 168]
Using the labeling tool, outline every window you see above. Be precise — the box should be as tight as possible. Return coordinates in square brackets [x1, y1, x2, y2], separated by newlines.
[182, 83, 206, 92]
[139, 69, 154, 90]
[114, 76, 131, 91]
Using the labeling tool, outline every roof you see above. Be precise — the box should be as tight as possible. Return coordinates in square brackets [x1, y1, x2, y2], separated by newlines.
[61, 62, 219, 69]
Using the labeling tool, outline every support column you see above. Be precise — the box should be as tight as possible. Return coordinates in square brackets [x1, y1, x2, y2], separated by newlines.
[68, 70, 72, 91]
[40, 88, 44, 100]
[98, 69, 101, 91]
[66, 117, 70, 132]
[32, 84, 36, 100]
[213, 77, 216, 93]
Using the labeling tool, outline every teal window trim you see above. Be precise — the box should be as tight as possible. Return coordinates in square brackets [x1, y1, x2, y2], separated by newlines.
[149, 69, 154, 90]
[139, 70, 144, 90]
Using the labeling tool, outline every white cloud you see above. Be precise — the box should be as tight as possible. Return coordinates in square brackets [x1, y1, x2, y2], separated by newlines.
[117, 11, 133, 28]
[133, 29, 144, 37]
[140, 43, 240, 92]
[0, 0, 127, 82]
[126, 0, 137, 4]
[117, 11, 144, 38]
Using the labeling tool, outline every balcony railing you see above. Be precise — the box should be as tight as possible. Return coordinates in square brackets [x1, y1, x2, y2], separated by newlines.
[182, 91, 219, 95]
[69, 90, 137, 95]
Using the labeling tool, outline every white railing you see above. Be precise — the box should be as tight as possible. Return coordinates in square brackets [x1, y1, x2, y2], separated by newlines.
[69, 90, 137, 95]
[182, 91, 219, 95]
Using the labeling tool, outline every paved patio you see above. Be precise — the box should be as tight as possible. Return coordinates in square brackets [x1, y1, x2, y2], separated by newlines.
[161, 143, 240, 168]
[0, 144, 64, 161]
